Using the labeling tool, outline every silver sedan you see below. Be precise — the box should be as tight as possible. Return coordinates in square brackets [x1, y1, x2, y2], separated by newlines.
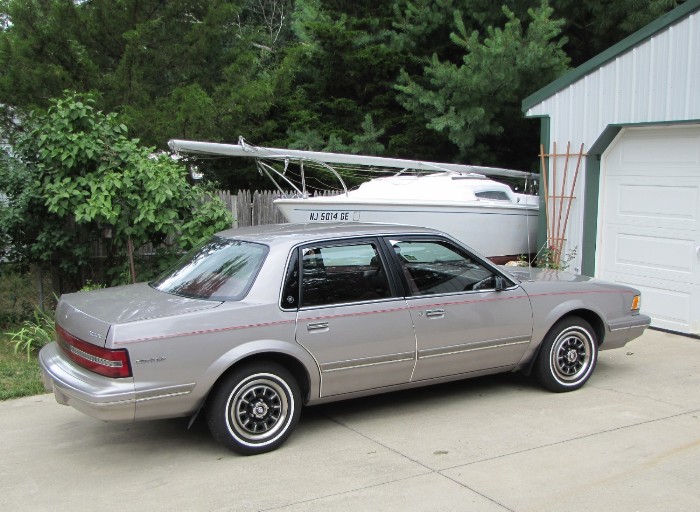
[40, 223, 650, 454]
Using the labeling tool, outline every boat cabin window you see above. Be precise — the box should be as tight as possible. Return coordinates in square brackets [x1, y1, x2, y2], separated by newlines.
[388, 239, 497, 295]
[474, 190, 511, 201]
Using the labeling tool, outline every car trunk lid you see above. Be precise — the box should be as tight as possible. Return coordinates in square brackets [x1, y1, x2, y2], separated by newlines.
[55, 283, 223, 347]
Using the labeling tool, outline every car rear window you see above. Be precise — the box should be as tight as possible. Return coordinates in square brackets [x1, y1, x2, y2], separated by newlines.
[150, 237, 267, 301]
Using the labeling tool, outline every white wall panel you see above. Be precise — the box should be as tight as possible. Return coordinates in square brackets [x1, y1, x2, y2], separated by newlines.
[598, 126, 700, 334]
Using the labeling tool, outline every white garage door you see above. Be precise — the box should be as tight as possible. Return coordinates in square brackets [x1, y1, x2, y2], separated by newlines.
[598, 125, 700, 335]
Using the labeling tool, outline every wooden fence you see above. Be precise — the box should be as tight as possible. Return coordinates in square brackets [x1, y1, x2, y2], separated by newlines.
[217, 190, 288, 227]
[217, 190, 339, 228]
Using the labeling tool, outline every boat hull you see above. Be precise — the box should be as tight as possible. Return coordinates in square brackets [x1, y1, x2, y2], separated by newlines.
[275, 199, 538, 258]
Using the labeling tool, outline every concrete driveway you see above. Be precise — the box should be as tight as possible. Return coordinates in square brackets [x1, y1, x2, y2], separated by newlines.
[1, 328, 699, 511]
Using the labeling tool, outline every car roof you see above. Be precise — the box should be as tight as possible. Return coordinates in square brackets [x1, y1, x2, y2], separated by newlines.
[215, 223, 442, 247]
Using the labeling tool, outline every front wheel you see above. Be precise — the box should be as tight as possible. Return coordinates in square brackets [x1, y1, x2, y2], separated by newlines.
[534, 317, 598, 392]
[206, 362, 301, 455]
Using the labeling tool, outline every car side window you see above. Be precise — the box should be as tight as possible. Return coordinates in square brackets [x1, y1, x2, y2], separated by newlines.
[389, 239, 497, 295]
[300, 242, 391, 308]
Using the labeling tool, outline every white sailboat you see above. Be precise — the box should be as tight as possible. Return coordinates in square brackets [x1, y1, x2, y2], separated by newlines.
[169, 138, 539, 261]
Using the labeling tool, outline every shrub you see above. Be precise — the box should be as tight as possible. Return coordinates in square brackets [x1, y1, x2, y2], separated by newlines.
[535, 245, 577, 271]
[5, 308, 55, 361]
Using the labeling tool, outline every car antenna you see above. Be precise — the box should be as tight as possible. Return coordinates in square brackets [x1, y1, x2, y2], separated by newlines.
[526, 176, 534, 281]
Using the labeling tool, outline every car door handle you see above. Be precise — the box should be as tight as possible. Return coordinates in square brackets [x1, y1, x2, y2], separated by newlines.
[307, 321, 330, 332]
[425, 309, 445, 318]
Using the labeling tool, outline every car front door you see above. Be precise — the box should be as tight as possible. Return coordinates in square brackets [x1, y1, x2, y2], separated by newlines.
[386, 237, 533, 382]
[289, 239, 417, 397]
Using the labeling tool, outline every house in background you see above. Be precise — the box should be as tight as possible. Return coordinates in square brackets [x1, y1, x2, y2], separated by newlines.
[523, 0, 700, 335]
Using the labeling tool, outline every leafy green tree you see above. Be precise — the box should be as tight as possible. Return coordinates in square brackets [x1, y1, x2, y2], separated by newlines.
[0, 144, 37, 268]
[282, 0, 402, 154]
[0, 0, 294, 149]
[396, 2, 569, 168]
[0, 0, 87, 109]
[0, 0, 688, 188]
[0, 92, 232, 290]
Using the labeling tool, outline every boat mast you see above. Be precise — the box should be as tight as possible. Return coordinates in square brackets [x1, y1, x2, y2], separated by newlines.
[168, 138, 539, 182]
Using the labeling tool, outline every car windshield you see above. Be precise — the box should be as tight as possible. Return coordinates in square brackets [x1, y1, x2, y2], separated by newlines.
[150, 237, 268, 301]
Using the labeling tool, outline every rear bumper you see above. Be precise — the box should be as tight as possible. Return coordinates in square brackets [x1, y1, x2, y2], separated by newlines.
[39, 343, 136, 422]
[603, 314, 652, 350]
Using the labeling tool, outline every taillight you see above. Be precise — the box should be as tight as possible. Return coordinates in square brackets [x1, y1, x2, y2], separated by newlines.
[56, 325, 132, 378]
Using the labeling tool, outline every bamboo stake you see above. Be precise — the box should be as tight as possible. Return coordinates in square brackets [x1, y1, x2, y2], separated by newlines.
[558, 143, 585, 261]
[555, 141, 571, 265]
[539, 144, 551, 245]
[550, 141, 558, 258]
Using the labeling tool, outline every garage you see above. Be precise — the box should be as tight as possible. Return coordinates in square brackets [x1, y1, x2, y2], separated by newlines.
[597, 125, 700, 333]
[522, 0, 700, 334]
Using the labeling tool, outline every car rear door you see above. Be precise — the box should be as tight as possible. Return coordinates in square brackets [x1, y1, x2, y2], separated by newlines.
[385, 237, 533, 382]
[289, 238, 417, 397]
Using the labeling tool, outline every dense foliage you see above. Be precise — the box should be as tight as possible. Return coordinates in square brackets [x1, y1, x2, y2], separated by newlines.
[0, 93, 232, 290]
[0, 0, 685, 187]
[0, 0, 686, 288]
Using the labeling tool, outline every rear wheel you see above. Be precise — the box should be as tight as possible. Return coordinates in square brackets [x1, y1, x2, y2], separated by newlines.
[206, 362, 301, 455]
[534, 317, 598, 392]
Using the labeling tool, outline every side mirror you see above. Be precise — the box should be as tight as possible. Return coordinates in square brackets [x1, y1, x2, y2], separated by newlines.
[495, 275, 507, 291]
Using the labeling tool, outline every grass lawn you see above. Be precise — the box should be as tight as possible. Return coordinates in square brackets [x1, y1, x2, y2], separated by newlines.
[0, 334, 46, 400]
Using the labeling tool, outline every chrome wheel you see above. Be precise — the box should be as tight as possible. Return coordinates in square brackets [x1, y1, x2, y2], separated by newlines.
[207, 362, 301, 455]
[535, 317, 598, 392]
[228, 376, 290, 443]
[550, 327, 594, 383]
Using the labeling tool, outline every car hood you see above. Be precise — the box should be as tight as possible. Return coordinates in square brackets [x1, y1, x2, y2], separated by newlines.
[55, 283, 222, 345]
[502, 266, 593, 284]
